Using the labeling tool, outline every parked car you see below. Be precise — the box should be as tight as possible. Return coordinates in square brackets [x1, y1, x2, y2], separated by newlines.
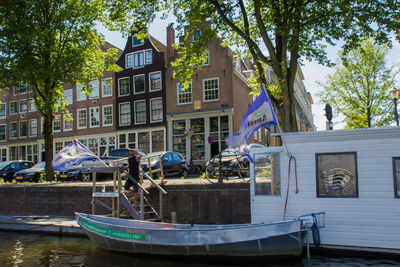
[141, 151, 188, 179]
[58, 157, 121, 182]
[109, 148, 146, 158]
[204, 144, 265, 179]
[14, 161, 46, 183]
[0, 161, 35, 182]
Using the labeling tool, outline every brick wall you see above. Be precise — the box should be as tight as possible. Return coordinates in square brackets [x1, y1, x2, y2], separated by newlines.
[0, 183, 250, 224]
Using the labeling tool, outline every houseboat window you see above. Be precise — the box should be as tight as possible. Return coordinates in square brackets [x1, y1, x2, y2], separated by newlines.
[172, 120, 186, 158]
[316, 152, 358, 198]
[254, 152, 281, 195]
[392, 157, 400, 198]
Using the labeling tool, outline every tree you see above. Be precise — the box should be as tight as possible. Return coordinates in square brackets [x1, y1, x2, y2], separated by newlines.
[103, 0, 400, 132]
[318, 39, 399, 128]
[0, 0, 120, 180]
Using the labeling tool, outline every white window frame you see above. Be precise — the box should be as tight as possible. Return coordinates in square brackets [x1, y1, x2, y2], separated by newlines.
[64, 89, 73, 105]
[77, 108, 87, 129]
[89, 80, 99, 99]
[19, 100, 28, 113]
[89, 107, 100, 128]
[10, 101, 18, 114]
[10, 122, 18, 139]
[28, 99, 36, 112]
[149, 71, 162, 92]
[53, 117, 61, 132]
[119, 102, 131, 126]
[145, 49, 152, 65]
[63, 113, 73, 131]
[19, 120, 27, 137]
[0, 103, 6, 118]
[203, 77, 220, 102]
[133, 51, 144, 68]
[118, 77, 130, 97]
[177, 82, 192, 105]
[0, 124, 6, 141]
[134, 100, 146, 125]
[102, 105, 113, 127]
[134, 74, 145, 94]
[150, 98, 163, 123]
[102, 78, 113, 97]
[126, 53, 134, 68]
[76, 83, 86, 101]
[29, 119, 37, 137]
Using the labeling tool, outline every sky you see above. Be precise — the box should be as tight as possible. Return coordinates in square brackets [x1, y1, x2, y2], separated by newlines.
[97, 20, 400, 131]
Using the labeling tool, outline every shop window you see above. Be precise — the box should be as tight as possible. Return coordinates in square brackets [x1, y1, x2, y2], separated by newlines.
[172, 120, 186, 157]
[191, 118, 205, 160]
[316, 152, 358, 198]
[138, 132, 150, 153]
[152, 130, 164, 152]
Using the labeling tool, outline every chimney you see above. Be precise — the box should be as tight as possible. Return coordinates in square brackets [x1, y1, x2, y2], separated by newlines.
[167, 23, 175, 59]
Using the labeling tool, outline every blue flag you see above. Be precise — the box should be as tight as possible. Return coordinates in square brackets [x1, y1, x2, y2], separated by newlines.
[226, 87, 278, 149]
[52, 140, 96, 171]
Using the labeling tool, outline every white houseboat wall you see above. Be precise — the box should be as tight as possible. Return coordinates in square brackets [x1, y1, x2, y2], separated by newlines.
[250, 127, 400, 253]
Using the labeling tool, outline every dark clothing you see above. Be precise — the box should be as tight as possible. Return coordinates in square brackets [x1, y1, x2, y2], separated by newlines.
[124, 154, 140, 192]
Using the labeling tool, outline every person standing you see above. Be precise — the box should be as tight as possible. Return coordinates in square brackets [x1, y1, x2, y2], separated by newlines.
[123, 149, 142, 202]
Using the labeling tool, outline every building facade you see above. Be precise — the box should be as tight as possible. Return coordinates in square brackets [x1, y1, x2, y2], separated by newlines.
[114, 29, 167, 153]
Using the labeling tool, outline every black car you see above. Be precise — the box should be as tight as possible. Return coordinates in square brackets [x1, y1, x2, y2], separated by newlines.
[58, 157, 121, 182]
[14, 161, 45, 183]
[0, 161, 35, 183]
[141, 151, 188, 179]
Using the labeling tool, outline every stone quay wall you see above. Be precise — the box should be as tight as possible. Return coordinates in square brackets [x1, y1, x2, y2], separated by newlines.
[0, 182, 250, 224]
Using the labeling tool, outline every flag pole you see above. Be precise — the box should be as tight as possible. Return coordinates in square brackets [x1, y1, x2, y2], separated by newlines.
[74, 138, 108, 167]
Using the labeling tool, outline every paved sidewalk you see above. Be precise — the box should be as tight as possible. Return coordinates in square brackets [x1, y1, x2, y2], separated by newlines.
[0, 215, 85, 237]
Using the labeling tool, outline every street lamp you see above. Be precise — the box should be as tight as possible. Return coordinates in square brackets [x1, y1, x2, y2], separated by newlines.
[389, 88, 399, 126]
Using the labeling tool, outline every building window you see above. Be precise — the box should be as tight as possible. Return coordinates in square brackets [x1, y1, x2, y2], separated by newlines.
[89, 80, 99, 99]
[193, 29, 201, 42]
[138, 132, 149, 153]
[150, 98, 163, 122]
[10, 122, 18, 138]
[191, 118, 205, 160]
[203, 78, 219, 102]
[88, 138, 99, 156]
[29, 120, 37, 137]
[132, 36, 143, 46]
[1, 149, 7, 161]
[172, 120, 186, 157]
[393, 157, 400, 198]
[9, 146, 17, 160]
[15, 84, 28, 95]
[76, 83, 86, 101]
[134, 51, 144, 68]
[102, 105, 113, 126]
[63, 89, 73, 105]
[28, 99, 36, 112]
[0, 103, 6, 118]
[254, 152, 281, 195]
[63, 114, 73, 131]
[149, 71, 161, 92]
[19, 121, 27, 137]
[118, 77, 130, 96]
[90, 107, 100, 128]
[55, 142, 63, 154]
[145, 50, 152, 65]
[77, 109, 87, 129]
[177, 83, 192, 105]
[152, 130, 164, 152]
[19, 100, 28, 113]
[10, 102, 18, 114]
[102, 78, 112, 97]
[119, 102, 131, 126]
[316, 152, 358, 198]
[53, 118, 61, 132]
[0, 125, 5, 141]
[134, 75, 145, 94]
[209, 116, 229, 156]
[126, 53, 134, 68]
[134, 101, 146, 124]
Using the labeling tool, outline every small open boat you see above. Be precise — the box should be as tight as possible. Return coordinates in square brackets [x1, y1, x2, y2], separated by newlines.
[75, 212, 307, 257]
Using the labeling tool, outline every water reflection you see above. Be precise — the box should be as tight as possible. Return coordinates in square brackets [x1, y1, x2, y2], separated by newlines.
[0, 231, 399, 267]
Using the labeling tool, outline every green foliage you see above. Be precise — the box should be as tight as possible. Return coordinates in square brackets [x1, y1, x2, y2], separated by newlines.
[103, 0, 400, 132]
[0, 0, 121, 180]
[318, 39, 399, 128]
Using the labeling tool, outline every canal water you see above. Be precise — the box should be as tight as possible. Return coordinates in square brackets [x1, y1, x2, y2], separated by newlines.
[0, 231, 399, 267]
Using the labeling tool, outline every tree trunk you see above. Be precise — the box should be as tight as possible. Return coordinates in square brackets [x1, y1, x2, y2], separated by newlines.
[43, 113, 55, 181]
